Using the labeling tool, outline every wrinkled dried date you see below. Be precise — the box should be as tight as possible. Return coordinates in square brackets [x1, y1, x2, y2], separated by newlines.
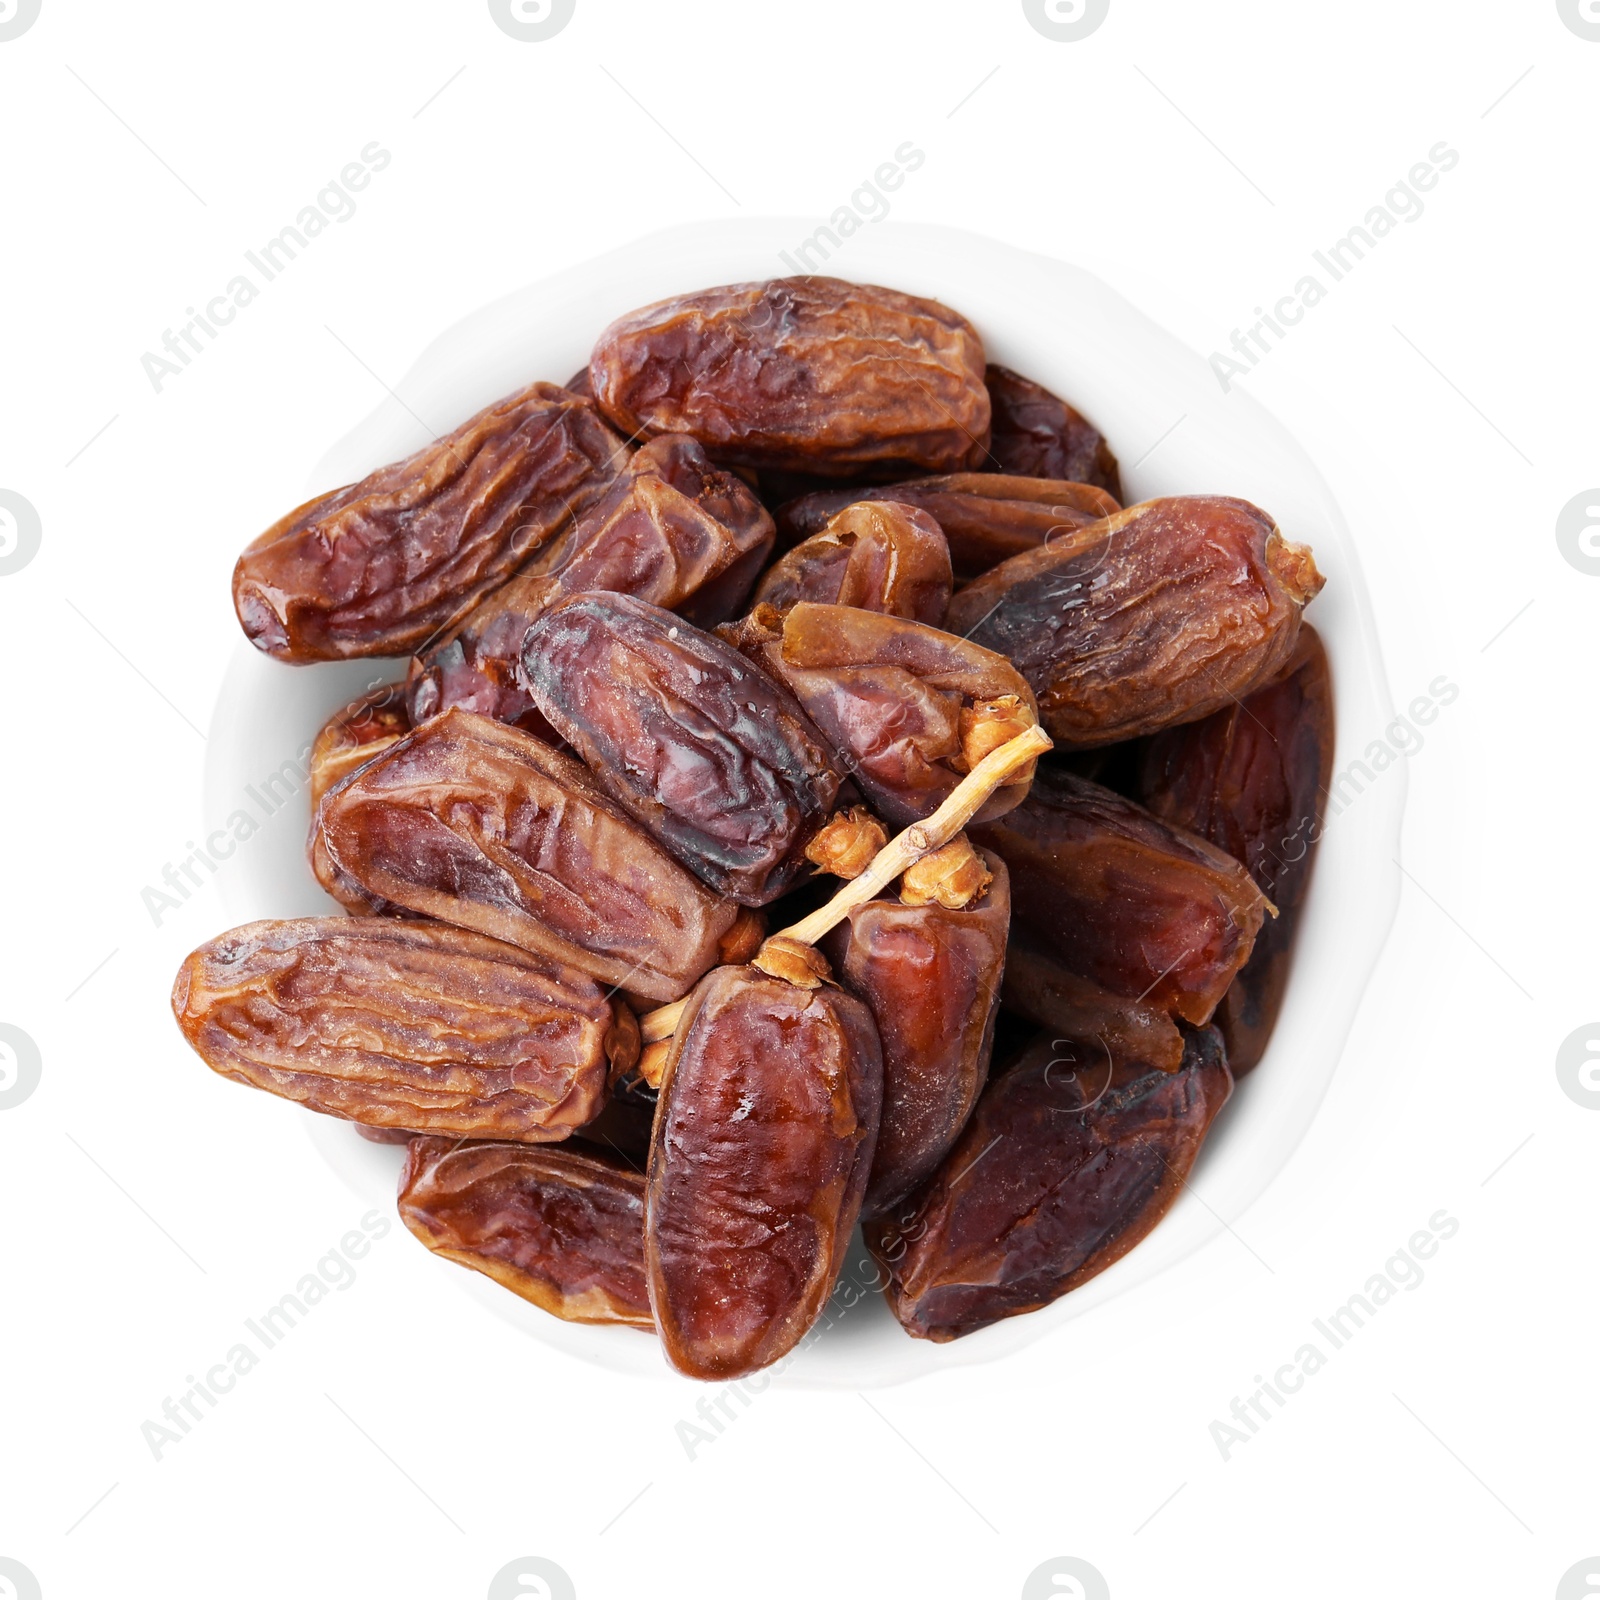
[947, 496, 1324, 748]
[984, 365, 1123, 499]
[1140, 625, 1334, 1072]
[234, 383, 631, 662]
[975, 766, 1267, 1026]
[824, 852, 1009, 1215]
[172, 918, 638, 1139]
[406, 433, 774, 731]
[590, 277, 991, 476]
[522, 593, 842, 904]
[399, 1137, 652, 1328]
[313, 708, 748, 1002]
[867, 1025, 1232, 1340]
[645, 963, 882, 1378]
[776, 473, 1120, 582]
[724, 601, 1039, 829]
[753, 499, 952, 625]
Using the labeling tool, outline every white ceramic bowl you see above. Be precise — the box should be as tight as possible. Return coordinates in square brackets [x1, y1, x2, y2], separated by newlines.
[205, 220, 1404, 1388]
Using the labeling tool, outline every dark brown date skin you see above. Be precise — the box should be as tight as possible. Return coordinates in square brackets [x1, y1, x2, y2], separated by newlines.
[984, 365, 1123, 500]
[946, 496, 1324, 749]
[399, 1137, 652, 1328]
[823, 852, 1010, 1216]
[233, 383, 630, 662]
[866, 1025, 1232, 1341]
[752, 499, 952, 626]
[1000, 931, 1184, 1074]
[590, 277, 991, 477]
[313, 709, 745, 1002]
[308, 684, 410, 810]
[172, 918, 638, 1140]
[646, 964, 882, 1378]
[522, 593, 843, 905]
[406, 434, 774, 730]
[974, 767, 1267, 1027]
[1140, 625, 1334, 1073]
[724, 601, 1038, 829]
[776, 473, 1120, 584]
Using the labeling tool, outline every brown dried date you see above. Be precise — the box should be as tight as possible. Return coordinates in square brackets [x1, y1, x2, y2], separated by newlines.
[399, 1137, 652, 1328]
[405, 434, 774, 731]
[974, 766, 1268, 1027]
[522, 593, 843, 905]
[172, 918, 638, 1140]
[776, 473, 1121, 583]
[1140, 624, 1334, 1073]
[946, 496, 1324, 748]
[823, 851, 1009, 1215]
[752, 499, 952, 625]
[308, 684, 410, 810]
[645, 963, 882, 1378]
[867, 1025, 1232, 1341]
[312, 709, 749, 1002]
[589, 277, 991, 476]
[233, 382, 630, 662]
[984, 365, 1123, 499]
[723, 601, 1039, 829]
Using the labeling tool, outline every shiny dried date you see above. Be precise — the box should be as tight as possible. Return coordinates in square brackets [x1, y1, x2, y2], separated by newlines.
[590, 277, 991, 476]
[823, 852, 1009, 1215]
[776, 473, 1120, 583]
[312, 709, 748, 1003]
[724, 601, 1039, 829]
[752, 499, 952, 625]
[1140, 624, 1334, 1073]
[406, 435, 774, 730]
[645, 964, 882, 1378]
[522, 593, 843, 905]
[172, 918, 638, 1140]
[984, 365, 1122, 499]
[946, 496, 1324, 748]
[974, 766, 1268, 1027]
[867, 1026, 1232, 1340]
[399, 1137, 652, 1328]
[308, 684, 410, 810]
[233, 382, 630, 662]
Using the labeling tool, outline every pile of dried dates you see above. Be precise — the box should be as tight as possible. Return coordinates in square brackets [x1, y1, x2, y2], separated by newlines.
[174, 276, 1333, 1377]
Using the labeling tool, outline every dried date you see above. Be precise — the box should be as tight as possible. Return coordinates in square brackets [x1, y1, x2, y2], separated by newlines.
[522, 593, 843, 905]
[776, 473, 1120, 583]
[312, 709, 749, 1002]
[867, 1025, 1232, 1341]
[752, 499, 952, 625]
[823, 851, 1009, 1215]
[946, 496, 1324, 748]
[172, 918, 638, 1140]
[723, 601, 1039, 829]
[1140, 624, 1334, 1072]
[233, 382, 630, 662]
[308, 684, 410, 810]
[974, 766, 1268, 1027]
[590, 277, 991, 476]
[645, 963, 882, 1378]
[399, 1137, 652, 1328]
[984, 365, 1122, 499]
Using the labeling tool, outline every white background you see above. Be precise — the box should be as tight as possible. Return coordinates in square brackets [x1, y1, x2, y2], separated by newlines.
[1, 2, 1593, 1597]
